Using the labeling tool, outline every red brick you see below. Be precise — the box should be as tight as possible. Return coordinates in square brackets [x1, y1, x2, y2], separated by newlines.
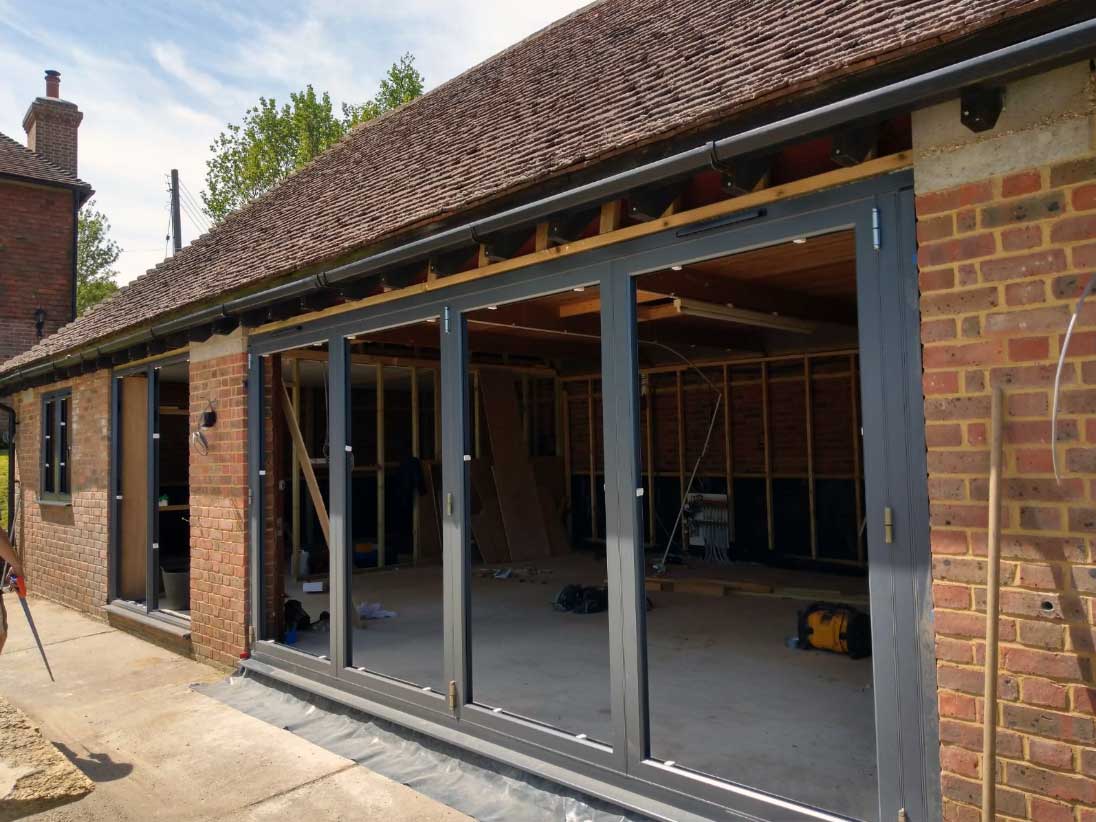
[919, 233, 997, 267]
[1004, 280, 1045, 306]
[1001, 224, 1043, 253]
[1028, 796, 1075, 822]
[922, 317, 958, 342]
[1050, 213, 1096, 244]
[924, 371, 959, 395]
[934, 582, 971, 609]
[917, 181, 994, 216]
[923, 340, 1006, 369]
[980, 192, 1064, 228]
[980, 248, 1067, 283]
[1007, 335, 1049, 361]
[1002, 170, 1042, 198]
[918, 215, 954, 243]
[1004, 761, 1096, 804]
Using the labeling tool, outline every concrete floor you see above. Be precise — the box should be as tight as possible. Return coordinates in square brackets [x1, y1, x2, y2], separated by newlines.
[0, 598, 469, 822]
[289, 555, 878, 820]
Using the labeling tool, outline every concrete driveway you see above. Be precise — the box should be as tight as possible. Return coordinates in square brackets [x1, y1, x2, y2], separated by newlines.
[0, 597, 469, 821]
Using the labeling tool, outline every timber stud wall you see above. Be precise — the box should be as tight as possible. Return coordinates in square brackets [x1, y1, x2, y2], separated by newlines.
[188, 351, 249, 666]
[918, 155, 1096, 821]
[10, 373, 110, 614]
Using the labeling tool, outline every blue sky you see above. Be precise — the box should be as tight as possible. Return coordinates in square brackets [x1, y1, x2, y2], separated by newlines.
[0, 0, 587, 283]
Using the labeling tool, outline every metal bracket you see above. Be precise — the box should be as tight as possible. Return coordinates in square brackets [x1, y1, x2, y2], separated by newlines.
[872, 207, 881, 251]
[883, 506, 894, 545]
[448, 680, 458, 711]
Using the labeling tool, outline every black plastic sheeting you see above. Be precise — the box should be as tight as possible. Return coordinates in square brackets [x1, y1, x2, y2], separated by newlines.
[195, 670, 649, 822]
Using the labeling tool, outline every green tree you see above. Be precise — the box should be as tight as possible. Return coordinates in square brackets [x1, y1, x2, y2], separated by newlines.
[202, 54, 424, 222]
[76, 201, 121, 314]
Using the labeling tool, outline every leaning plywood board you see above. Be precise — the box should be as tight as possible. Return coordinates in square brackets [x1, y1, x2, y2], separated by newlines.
[469, 460, 510, 564]
[531, 456, 570, 556]
[416, 461, 443, 561]
[119, 375, 148, 601]
[479, 371, 552, 561]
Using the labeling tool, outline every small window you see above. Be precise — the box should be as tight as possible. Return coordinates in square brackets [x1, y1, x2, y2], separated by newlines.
[41, 390, 71, 502]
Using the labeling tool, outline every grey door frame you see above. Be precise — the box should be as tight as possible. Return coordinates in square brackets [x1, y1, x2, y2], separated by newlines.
[108, 353, 189, 614]
[246, 170, 938, 822]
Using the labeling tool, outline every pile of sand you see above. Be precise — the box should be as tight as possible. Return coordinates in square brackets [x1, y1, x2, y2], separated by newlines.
[0, 697, 93, 820]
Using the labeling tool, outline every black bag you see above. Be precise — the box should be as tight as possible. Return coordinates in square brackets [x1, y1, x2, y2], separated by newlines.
[552, 584, 584, 612]
[575, 586, 608, 614]
[284, 599, 312, 631]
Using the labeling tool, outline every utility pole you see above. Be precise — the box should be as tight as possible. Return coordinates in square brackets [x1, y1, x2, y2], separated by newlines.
[169, 169, 182, 254]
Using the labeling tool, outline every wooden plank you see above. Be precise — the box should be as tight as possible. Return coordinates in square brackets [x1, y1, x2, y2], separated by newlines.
[291, 358, 302, 581]
[599, 200, 621, 234]
[278, 381, 330, 545]
[535, 222, 549, 252]
[587, 379, 598, 541]
[804, 357, 817, 559]
[722, 365, 734, 543]
[761, 362, 773, 551]
[469, 460, 510, 564]
[558, 289, 664, 319]
[284, 348, 552, 377]
[416, 461, 443, 561]
[851, 352, 864, 564]
[644, 375, 655, 545]
[257, 153, 912, 336]
[376, 363, 386, 568]
[561, 384, 572, 523]
[119, 375, 148, 601]
[638, 297, 814, 334]
[675, 371, 686, 552]
[479, 370, 553, 560]
[532, 456, 570, 556]
[411, 366, 421, 563]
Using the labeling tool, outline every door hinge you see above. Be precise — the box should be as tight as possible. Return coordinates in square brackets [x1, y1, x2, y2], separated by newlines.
[248, 625, 255, 644]
[446, 492, 454, 516]
[897, 808, 907, 822]
[883, 506, 894, 545]
[448, 680, 458, 711]
[872, 207, 881, 251]
[443, 306, 451, 334]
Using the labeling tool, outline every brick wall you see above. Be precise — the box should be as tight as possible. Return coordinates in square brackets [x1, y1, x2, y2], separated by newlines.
[917, 156, 1096, 820]
[0, 179, 75, 364]
[188, 344, 249, 667]
[9, 372, 109, 615]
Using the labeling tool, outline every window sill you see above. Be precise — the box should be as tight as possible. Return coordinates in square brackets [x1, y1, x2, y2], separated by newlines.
[37, 497, 73, 508]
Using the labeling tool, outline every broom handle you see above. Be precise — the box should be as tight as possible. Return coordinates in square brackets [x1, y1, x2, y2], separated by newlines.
[981, 386, 1005, 822]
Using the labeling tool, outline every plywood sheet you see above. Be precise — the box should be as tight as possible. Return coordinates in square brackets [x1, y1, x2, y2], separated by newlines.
[531, 456, 570, 556]
[416, 461, 443, 561]
[469, 460, 510, 564]
[479, 371, 551, 561]
[119, 375, 148, 601]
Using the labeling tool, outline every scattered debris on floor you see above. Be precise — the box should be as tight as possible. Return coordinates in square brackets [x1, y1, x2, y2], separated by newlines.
[476, 565, 555, 583]
[357, 601, 398, 620]
[0, 697, 93, 821]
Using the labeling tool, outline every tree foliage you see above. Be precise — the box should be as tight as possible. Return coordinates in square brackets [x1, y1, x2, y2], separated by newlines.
[202, 54, 424, 222]
[76, 201, 121, 314]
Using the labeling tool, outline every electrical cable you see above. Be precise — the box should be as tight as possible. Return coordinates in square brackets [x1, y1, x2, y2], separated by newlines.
[1052, 272, 1096, 483]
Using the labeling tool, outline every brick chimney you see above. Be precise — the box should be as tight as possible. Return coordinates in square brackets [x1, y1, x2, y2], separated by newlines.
[22, 69, 83, 177]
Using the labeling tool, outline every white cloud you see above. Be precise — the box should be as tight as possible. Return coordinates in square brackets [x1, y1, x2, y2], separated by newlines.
[1, 1, 589, 285]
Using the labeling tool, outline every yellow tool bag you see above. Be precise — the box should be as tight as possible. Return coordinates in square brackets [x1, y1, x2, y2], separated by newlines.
[797, 602, 872, 659]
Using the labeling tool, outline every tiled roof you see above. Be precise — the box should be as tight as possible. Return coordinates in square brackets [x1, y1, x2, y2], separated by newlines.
[0, 0, 1064, 376]
[0, 130, 90, 190]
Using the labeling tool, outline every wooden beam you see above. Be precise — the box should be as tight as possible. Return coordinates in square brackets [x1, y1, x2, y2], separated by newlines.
[257, 152, 912, 336]
[644, 375, 655, 545]
[562, 384, 572, 523]
[638, 297, 815, 334]
[761, 362, 773, 551]
[278, 381, 330, 546]
[558, 289, 664, 319]
[587, 379, 597, 540]
[411, 365, 421, 564]
[722, 364, 733, 542]
[535, 222, 550, 252]
[291, 358, 302, 581]
[599, 200, 621, 234]
[285, 347, 553, 377]
[376, 363, 385, 568]
[675, 371, 686, 552]
[473, 370, 482, 458]
[851, 353, 864, 564]
[804, 356, 817, 559]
